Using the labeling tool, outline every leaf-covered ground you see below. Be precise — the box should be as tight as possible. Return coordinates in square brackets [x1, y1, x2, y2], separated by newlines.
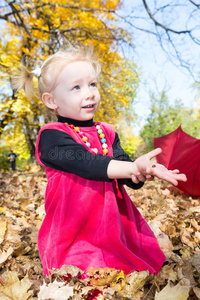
[0, 168, 200, 299]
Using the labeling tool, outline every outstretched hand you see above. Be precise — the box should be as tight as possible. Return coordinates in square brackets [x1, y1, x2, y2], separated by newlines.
[132, 148, 187, 186]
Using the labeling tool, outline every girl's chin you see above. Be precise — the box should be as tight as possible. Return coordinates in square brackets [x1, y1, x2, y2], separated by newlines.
[57, 111, 96, 121]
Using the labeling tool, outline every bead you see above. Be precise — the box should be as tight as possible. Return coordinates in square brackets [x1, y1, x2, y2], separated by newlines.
[69, 124, 75, 129]
[102, 143, 108, 149]
[101, 138, 106, 143]
[99, 133, 105, 138]
[92, 148, 98, 154]
[78, 131, 84, 137]
[65, 122, 68, 125]
[74, 127, 80, 132]
[103, 148, 108, 154]
[96, 125, 100, 130]
[82, 136, 88, 142]
[98, 129, 103, 134]
[85, 141, 91, 147]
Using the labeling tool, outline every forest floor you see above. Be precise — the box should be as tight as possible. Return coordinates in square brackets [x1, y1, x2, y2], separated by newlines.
[0, 167, 200, 299]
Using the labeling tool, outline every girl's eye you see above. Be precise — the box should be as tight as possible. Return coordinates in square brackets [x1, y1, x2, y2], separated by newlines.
[73, 85, 80, 90]
[90, 82, 97, 88]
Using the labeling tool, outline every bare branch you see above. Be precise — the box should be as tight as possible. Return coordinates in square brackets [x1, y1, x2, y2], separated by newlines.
[5, 0, 37, 42]
[188, 0, 200, 8]
[142, 0, 190, 34]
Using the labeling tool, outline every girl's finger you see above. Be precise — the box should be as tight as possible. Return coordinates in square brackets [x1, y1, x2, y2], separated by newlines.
[170, 169, 180, 174]
[131, 175, 140, 184]
[136, 171, 146, 182]
[146, 174, 153, 179]
[145, 148, 162, 160]
[172, 173, 187, 181]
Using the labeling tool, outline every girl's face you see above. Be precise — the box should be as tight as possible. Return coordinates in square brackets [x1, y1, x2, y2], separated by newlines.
[47, 60, 101, 121]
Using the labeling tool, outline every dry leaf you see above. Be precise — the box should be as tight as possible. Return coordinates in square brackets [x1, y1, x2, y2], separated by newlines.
[0, 207, 6, 215]
[180, 229, 195, 249]
[194, 231, 200, 243]
[155, 281, 190, 300]
[190, 219, 200, 231]
[189, 206, 200, 213]
[191, 251, 200, 273]
[0, 219, 7, 244]
[157, 232, 173, 259]
[0, 271, 32, 300]
[0, 246, 14, 266]
[148, 220, 162, 237]
[51, 264, 83, 277]
[38, 280, 74, 300]
[157, 264, 178, 284]
[122, 270, 151, 298]
[36, 204, 45, 219]
[86, 267, 119, 286]
[193, 287, 200, 298]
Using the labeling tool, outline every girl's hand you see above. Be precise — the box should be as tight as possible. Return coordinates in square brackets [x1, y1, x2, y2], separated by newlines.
[132, 148, 187, 186]
[132, 148, 162, 183]
[147, 163, 187, 186]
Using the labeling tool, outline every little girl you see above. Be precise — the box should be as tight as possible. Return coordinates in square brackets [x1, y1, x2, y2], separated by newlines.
[12, 45, 186, 276]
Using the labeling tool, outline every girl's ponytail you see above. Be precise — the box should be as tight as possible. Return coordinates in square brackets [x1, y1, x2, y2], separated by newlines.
[12, 66, 40, 99]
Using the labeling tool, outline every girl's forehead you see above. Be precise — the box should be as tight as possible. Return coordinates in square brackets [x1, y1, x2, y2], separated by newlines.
[63, 60, 94, 70]
[57, 60, 96, 81]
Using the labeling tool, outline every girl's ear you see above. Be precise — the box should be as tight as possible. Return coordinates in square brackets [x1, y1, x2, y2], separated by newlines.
[42, 93, 58, 110]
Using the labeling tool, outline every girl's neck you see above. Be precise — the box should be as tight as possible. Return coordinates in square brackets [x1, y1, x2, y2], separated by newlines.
[57, 115, 94, 127]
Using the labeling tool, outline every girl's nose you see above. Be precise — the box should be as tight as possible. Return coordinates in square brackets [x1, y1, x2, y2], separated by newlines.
[84, 87, 94, 99]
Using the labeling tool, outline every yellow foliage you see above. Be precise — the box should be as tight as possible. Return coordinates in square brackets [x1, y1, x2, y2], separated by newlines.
[0, 0, 139, 162]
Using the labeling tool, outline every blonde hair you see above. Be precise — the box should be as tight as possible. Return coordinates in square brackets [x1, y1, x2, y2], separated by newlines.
[12, 44, 101, 100]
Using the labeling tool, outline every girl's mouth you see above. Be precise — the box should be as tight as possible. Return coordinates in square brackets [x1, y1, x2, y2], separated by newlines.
[82, 104, 95, 109]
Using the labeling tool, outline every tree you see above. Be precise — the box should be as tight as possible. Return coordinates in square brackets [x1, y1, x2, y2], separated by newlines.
[140, 90, 200, 152]
[0, 0, 139, 163]
[120, 0, 200, 79]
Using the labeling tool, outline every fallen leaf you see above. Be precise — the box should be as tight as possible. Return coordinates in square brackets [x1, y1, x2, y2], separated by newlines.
[157, 264, 177, 285]
[86, 267, 119, 286]
[0, 219, 7, 244]
[51, 264, 83, 277]
[189, 206, 200, 213]
[122, 270, 151, 298]
[0, 246, 14, 266]
[38, 280, 74, 300]
[191, 251, 200, 273]
[0, 207, 6, 215]
[194, 231, 200, 243]
[0, 270, 32, 300]
[190, 219, 200, 231]
[157, 232, 173, 259]
[193, 286, 200, 298]
[36, 204, 45, 219]
[155, 281, 190, 300]
[180, 229, 196, 249]
[111, 270, 126, 291]
[148, 220, 162, 237]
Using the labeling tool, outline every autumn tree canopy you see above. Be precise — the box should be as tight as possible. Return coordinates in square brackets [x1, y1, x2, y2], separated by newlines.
[0, 0, 139, 163]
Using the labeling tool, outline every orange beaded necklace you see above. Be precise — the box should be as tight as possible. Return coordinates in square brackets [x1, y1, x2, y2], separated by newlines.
[65, 122, 108, 155]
